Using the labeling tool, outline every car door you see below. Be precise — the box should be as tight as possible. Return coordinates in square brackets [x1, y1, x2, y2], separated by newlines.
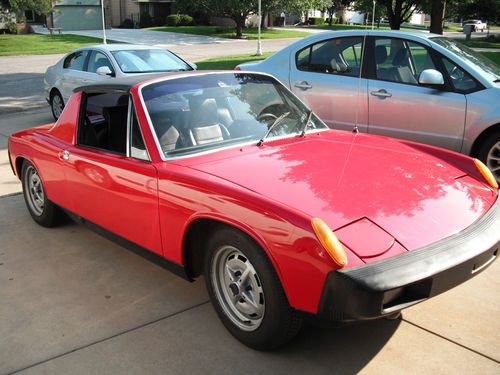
[84, 50, 117, 84]
[366, 37, 466, 152]
[62, 92, 162, 255]
[60, 49, 91, 102]
[289, 35, 368, 132]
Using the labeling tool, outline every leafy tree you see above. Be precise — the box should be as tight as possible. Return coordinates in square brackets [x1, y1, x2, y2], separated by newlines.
[356, 0, 424, 30]
[353, 0, 386, 26]
[324, 0, 351, 25]
[7, 0, 52, 18]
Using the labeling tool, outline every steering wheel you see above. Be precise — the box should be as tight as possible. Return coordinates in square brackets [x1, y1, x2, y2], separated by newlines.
[257, 112, 278, 126]
[449, 66, 464, 81]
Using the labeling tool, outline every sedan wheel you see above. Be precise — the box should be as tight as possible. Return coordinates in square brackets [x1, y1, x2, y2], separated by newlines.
[50, 91, 64, 120]
[486, 140, 500, 181]
[25, 165, 45, 216]
[205, 227, 302, 350]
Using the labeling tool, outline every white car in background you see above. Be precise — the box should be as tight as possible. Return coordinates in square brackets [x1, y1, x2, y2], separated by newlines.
[463, 20, 488, 32]
[44, 44, 195, 120]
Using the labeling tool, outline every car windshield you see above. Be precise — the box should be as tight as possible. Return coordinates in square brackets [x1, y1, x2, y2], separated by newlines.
[431, 37, 500, 82]
[141, 73, 327, 157]
[111, 49, 191, 73]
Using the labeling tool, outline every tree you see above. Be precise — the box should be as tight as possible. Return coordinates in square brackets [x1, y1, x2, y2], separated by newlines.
[429, 0, 446, 34]
[7, 0, 52, 18]
[324, 0, 350, 25]
[356, 0, 424, 30]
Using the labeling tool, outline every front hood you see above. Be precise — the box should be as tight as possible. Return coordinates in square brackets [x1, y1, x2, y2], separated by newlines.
[181, 131, 496, 253]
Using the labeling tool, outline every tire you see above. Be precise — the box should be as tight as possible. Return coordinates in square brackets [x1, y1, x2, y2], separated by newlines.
[204, 226, 303, 350]
[477, 133, 500, 183]
[21, 160, 64, 227]
[50, 90, 64, 120]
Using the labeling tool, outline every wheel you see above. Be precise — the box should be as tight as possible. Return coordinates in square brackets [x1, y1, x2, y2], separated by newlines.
[204, 227, 303, 350]
[22, 161, 64, 227]
[50, 90, 64, 120]
[477, 133, 500, 183]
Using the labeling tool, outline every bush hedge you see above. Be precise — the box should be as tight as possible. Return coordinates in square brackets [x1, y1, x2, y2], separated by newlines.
[166, 14, 180, 26]
[309, 17, 324, 25]
[179, 15, 194, 26]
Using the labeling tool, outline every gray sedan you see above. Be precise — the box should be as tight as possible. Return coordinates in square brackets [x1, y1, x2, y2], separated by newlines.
[44, 44, 194, 120]
[237, 30, 500, 181]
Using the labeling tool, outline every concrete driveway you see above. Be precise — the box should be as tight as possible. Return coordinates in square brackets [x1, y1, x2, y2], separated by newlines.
[0, 109, 499, 374]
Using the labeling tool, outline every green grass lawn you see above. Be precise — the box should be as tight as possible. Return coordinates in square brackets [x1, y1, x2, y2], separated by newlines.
[481, 51, 500, 65]
[195, 52, 273, 70]
[0, 34, 104, 56]
[147, 26, 309, 39]
[452, 37, 500, 49]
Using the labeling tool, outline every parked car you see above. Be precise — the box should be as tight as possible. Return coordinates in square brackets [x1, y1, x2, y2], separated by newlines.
[236, 30, 500, 182]
[44, 44, 195, 120]
[9, 71, 499, 349]
[463, 20, 487, 32]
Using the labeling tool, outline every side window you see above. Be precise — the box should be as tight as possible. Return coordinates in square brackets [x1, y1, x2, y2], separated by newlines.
[296, 37, 363, 77]
[374, 38, 436, 85]
[129, 104, 149, 161]
[439, 57, 480, 94]
[87, 51, 114, 74]
[63, 50, 89, 71]
[78, 92, 129, 154]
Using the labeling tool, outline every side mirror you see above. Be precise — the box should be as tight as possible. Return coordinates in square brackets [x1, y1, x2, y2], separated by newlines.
[419, 69, 444, 87]
[96, 66, 114, 77]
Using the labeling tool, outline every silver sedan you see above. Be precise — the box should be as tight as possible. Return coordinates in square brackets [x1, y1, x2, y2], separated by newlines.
[45, 44, 195, 120]
[237, 30, 500, 181]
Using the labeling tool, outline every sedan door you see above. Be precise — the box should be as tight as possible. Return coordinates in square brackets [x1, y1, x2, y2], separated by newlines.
[289, 35, 368, 132]
[59, 50, 91, 102]
[366, 37, 466, 151]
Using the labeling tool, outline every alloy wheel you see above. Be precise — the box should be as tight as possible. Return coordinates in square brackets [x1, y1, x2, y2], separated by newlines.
[486, 140, 500, 182]
[25, 165, 45, 216]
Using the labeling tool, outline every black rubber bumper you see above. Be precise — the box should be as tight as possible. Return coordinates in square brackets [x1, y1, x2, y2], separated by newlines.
[318, 197, 500, 322]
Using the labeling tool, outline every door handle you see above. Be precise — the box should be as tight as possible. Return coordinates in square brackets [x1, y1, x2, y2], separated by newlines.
[60, 150, 70, 161]
[294, 81, 313, 90]
[370, 89, 392, 98]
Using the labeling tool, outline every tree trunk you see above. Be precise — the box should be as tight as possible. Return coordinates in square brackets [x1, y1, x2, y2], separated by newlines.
[429, 0, 446, 35]
[232, 14, 246, 38]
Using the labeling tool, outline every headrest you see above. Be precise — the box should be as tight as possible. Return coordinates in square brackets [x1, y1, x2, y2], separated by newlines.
[375, 45, 388, 65]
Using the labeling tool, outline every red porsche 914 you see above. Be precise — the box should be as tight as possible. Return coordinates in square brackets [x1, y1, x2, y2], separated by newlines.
[8, 72, 499, 349]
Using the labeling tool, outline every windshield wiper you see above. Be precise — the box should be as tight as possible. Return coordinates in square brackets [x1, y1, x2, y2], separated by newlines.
[257, 111, 290, 146]
[298, 109, 313, 138]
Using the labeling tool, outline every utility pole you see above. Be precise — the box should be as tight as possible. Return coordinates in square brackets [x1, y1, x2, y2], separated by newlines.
[101, 0, 107, 44]
[256, 0, 262, 56]
[372, 1, 376, 30]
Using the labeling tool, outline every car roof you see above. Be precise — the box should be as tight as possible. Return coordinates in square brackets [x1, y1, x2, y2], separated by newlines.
[74, 44, 166, 52]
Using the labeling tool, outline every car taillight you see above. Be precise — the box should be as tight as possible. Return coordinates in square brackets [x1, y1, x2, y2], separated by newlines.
[311, 218, 347, 267]
[234, 66, 241, 71]
[474, 159, 498, 190]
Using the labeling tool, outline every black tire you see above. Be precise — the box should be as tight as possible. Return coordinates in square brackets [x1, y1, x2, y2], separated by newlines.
[21, 160, 65, 227]
[50, 90, 64, 120]
[477, 132, 500, 183]
[204, 226, 303, 350]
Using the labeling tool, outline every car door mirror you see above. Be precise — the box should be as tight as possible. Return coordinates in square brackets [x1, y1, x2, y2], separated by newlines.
[96, 66, 114, 77]
[419, 69, 444, 87]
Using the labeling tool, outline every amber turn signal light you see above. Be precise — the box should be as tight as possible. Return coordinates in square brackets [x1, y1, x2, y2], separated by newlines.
[474, 159, 498, 190]
[311, 218, 348, 267]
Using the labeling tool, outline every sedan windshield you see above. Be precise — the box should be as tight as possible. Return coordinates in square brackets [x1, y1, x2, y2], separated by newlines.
[111, 49, 191, 73]
[141, 73, 327, 157]
[431, 37, 500, 82]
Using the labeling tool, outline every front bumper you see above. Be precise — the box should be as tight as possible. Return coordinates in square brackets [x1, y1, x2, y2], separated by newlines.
[318, 197, 500, 322]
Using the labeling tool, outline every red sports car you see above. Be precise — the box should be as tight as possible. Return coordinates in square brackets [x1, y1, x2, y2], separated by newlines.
[8, 72, 499, 350]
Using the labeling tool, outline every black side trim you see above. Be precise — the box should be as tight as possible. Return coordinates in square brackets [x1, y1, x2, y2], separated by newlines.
[62, 208, 192, 281]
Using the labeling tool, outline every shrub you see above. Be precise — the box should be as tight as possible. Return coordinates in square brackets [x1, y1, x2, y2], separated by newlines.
[140, 12, 153, 27]
[6, 21, 17, 34]
[214, 26, 232, 34]
[166, 14, 180, 26]
[120, 18, 134, 29]
[179, 15, 194, 26]
[309, 17, 324, 25]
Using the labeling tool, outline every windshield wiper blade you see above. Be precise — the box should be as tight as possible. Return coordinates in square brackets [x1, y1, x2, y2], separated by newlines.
[298, 109, 313, 138]
[257, 111, 290, 146]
